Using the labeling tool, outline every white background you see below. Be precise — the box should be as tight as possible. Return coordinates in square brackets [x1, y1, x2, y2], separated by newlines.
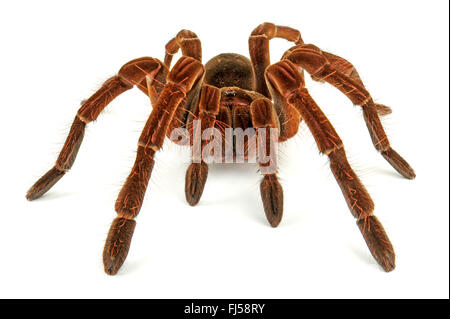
[0, 0, 448, 299]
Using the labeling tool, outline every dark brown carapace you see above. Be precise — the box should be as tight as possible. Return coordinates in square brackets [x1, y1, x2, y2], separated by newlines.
[26, 23, 415, 275]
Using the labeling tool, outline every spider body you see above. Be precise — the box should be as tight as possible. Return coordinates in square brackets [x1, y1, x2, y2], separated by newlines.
[185, 53, 267, 134]
[27, 23, 415, 275]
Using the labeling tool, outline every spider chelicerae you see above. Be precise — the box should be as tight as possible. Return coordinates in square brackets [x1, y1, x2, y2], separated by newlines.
[27, 23, 415, 275]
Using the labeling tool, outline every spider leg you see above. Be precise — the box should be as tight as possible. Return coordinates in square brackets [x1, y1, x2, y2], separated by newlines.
[26, 57, 168, 201]
[164, 29, 202, 68]
[232, 104, 254, 153]
[250, 98, 283, 227]
[217, 106, 232, 156]
[311, 51, 392, 116]
[265, 61, 395, 271]
[185, 84, 221, 206]
[249, 22, 304, 98]
[283, 45, 415, 179]
[103, 56, 204, 275]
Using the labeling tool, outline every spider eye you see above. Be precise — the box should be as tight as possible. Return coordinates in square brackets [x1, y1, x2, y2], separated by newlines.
[224, 90, 237, 97]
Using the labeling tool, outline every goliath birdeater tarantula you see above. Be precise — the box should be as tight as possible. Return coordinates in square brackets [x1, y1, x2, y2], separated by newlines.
[26, 23, 415, 275]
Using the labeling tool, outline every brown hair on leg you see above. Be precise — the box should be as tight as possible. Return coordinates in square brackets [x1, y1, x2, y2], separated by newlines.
[251, 98, 283, 227]
[103, 146, 155, 275]
[185, 85, 220, 206]
[284, 45, 414, 179]
[294, 89, 395, 271]
[249, 22, 303, 98]
[103, 56, 205, 275]
[164, 29, 202, 67]
[26, 58, 166, 201]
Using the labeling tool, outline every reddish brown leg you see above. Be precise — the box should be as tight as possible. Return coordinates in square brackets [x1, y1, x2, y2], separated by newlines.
[320, 51, 391, 116]
[217, 106, 232, 156]
[266, 61, 395, 271]
[26, 57, 167, 201]
[250, 98, 283, 227]
[104, 145, 155, 275]
[232, 104, 254, 154]
[284, 45, 415, 179]
[249, 22, 304, 98]
[185, 84, 220, 206]
[103, 56, 204, 275]
[164, 29, 202, 67]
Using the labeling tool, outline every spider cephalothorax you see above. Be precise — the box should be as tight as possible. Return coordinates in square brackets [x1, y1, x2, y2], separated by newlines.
[27, 23, 415, 275]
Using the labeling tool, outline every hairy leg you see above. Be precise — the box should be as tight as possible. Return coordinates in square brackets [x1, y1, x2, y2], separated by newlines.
[283, 44, 415, 179]
[320, 51, 391, 116]
[266, 61, 395, 271]
[232, 104, 254, 156]
[250, 98, 283, 227]
[164, 29, 202, 67]
[26, 57, 168, 201]
[103, 56, 204, 275]
[185, 84, 221, 206]
[104, 145, 155, 275]
[249, 22, 303, 98]
[216, 106, 232, 156]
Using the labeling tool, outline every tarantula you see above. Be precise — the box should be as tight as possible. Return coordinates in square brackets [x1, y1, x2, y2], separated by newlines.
[27, 23, 415, 275]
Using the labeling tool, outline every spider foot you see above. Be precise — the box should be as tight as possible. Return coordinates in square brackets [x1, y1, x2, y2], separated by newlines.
[185, 162, 208, 206]
[381, 147, 416, 180]
[260, 175, 284, 227]
[26, 167, 65, 201]
[357, 215, 395, 272]
[103, 217, 136, 275]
